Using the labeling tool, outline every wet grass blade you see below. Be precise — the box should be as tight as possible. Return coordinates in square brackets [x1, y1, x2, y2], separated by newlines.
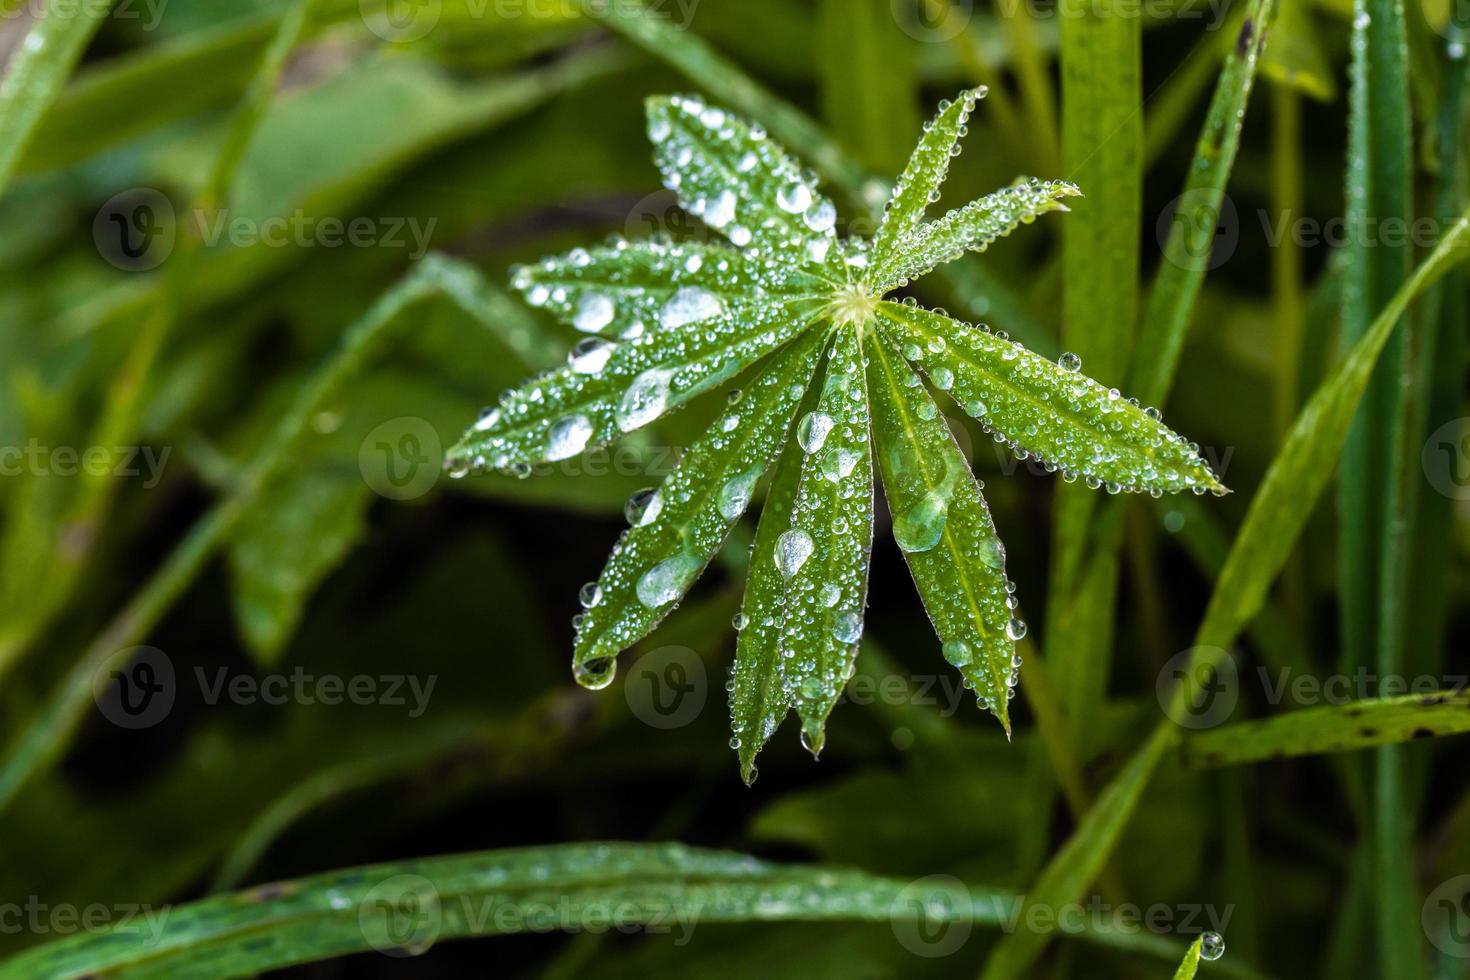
[1130, 0, 1275, 408]
[1183, 691, 1470, 769]
[1172, 935, 1206, 979]
[0, 0, 113, 193]
[866, 325, 1018, 732]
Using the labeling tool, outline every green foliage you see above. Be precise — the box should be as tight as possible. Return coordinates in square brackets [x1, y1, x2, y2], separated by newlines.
[450, 91, 1223, 774]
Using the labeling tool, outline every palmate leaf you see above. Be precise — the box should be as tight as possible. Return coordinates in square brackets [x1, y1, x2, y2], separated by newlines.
[449, 89, 1225, 778]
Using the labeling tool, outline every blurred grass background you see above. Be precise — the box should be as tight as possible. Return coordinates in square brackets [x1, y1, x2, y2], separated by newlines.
[0, 0, 1468, 976]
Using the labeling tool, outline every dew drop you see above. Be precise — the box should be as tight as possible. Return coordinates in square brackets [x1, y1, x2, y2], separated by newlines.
[573, 292, 615, 333]
[832, 610, 863, 644]
[797, 412, 836, 453]
[574, 657, 616, 690]
[660, 287, 724, 329]
[1006, 617, 1028, 641]
[1059, 351, 1082, 371]
[718, 469, 760, 521]
[804, 200, 837, 233]
[546, 415, 593, 461]
[774, 529, 815, 577]
[625, 487, 664, 527]
[568, 338, 615, 374]
[732, 612, 748, 631]
[822, 447, 862, 483]
[942, 639, 973, 668]
[778, 182, 814, 214]
[617, 368, 673, 432]
[636, 554, 702, 608]
[1200, 932, 1225, 962]
[579, 582, 603, 609]
[893, 490, 949, 553]
[705, 189, 737, 229]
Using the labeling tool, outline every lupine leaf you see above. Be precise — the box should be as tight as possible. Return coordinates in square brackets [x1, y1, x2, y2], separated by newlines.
[731, 379, 824, 784]
[868, 179, 1081, 295]
[570, 330, 826, 683]
[877, 301, 1224, 495]
[509, 239, 828, 339]
[865, 327, 1019, 731]
[445, 296, 823, 476]
[1172, 936, 1206, 979]
[778, 327, 875, 755]
[646, 94, 850, 279]
[869, 88, 984, 274]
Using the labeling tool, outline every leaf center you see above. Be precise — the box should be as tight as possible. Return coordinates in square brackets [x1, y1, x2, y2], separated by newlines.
[826, 283, 878, 330]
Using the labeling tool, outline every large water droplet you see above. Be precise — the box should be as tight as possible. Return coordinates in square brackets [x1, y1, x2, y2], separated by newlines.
[636, 554, 701, 608]
[660, 287, 724, 329]
[617, 367, 673, 432]
[778, 182, 813, 214]
[942, 639, 973, 667]
[546, 415, 593, 461]
[625, 487, 663, 527]
[797, 412, 835, 454]
[804, 199, 837, 233]
[573, 292, 615, 333]
[578, 582, 603, 608]
[832, 611, 863, 644]
[1006, 617, 1028, 641]
[1200, 932, 1225, 962]
[718, 469, 760, 521]
[574, 657, 616, 690]
[569, 338, 615, 374]
[705, 189, 737, 229]
[1058, 351, 1082, 372]
[774, 529, 815, 577]
[893, 490, 949, 553]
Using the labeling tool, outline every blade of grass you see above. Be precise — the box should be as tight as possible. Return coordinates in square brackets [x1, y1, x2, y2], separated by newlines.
[979, 209, 1470, 980]
[1045, 0, 1143, 744]
[0, 0, 113, 193]
[1183, 691, 1470, 768]
[818, 0, 919, 174]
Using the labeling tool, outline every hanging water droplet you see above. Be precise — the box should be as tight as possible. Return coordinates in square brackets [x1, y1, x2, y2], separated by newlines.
[942, 639, 973, 668]
[774, 529, 815, 577]
[893, 490, 949, 553]
[732, 612, 748, 631]
[1006, 617, 1027, 641]
[573, 292, 615, 333]
[617, 367, 673, 432]
[625, 487, 664, 527]
[636, 554, 701, 608]
[660, 287, 724, 329]
[797, 412, 836, 453]
[568, 338, 616, 374]
[579, 582, 603, 609]
[1200, 932, 1225, 962]
[546, 415, 593, 461]
[574, 657, 616, 690]
[1058, 351, 1082, 371]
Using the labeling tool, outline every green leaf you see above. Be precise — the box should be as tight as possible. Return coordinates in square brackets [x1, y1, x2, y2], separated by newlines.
[227, 469, 372, 665]
[445, 294, 824, 476]
[1172, 935, 1205, 979]
[869, 179, 1080, 295]
[508, 239, 828, 340]
[869, 90, 983, 273]
[865, 327, 1018, 732]
[570, 330, 826, 680]
[0, 842, 1027, 978]
[0, 0, 112, 193]
[731, 377, 822, 783]
[778, 326, 875, 755]
[1184, 691, 1470, 769]
[645, 94, 849, 279]
[877, 301, 1224, 495]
